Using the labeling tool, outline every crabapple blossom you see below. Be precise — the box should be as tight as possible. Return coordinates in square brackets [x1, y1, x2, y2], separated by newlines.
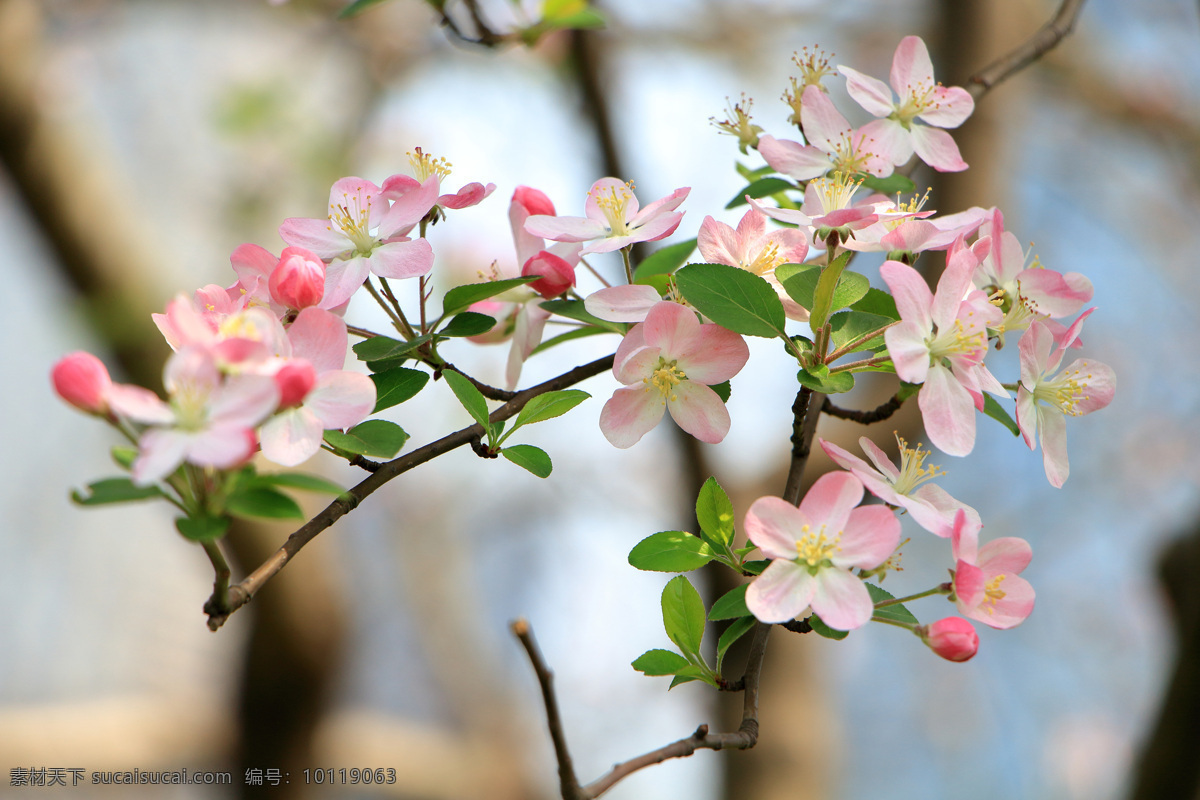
[525, 178, 690, 256]
[383, 147, 496, 212]
[917, 617, 979, 662]
[52, 352, 113, 415]
[269, 246, 325, 310]
[599, 301, 748, 448]
[583, 284, 664, 323]
[839, 36, 975, 172]
[1016, 315, 1116, 487]
[820, 435, 979, 537]
[950, 510, 1035, 629]
[748, 171, 880, 243]
[881, 251, 1004, 457]
[744, 472, 900, 630]
[698, 208, 809, 320]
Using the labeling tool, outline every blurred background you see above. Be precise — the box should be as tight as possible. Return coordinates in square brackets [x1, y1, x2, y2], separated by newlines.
[2, 0, 1199, 798]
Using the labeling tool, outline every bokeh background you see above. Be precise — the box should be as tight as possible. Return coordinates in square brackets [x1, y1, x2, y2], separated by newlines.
[2, 0, 1199, 798]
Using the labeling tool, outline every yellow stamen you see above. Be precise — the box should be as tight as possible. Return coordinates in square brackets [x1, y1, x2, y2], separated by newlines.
[407, 147, 452, 182]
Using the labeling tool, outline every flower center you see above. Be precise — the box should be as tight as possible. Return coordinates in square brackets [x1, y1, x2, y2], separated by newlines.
[895, 79, 939, 126]
[981, 574, 1007, 613]
[927, 312, 988, 365]
[592, 182, 635, 236]
[883, 188, 932, 232]
[891, 433, 944, 494]
[795, 523, 840, 570]
[742, 242, 783, 276]
[329, 190, 376, 254]
[1034, 361, 1094, 416]
[810, 171, 862, 214]
[407, 147, 452, 183]
[643, 357, 687, 401]
[170, 379, 210, 431]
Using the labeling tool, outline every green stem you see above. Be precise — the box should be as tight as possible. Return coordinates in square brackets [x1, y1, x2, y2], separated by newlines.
[828, 353, 893, 374]
[874, 584, 951, 609]
[579, 255, 612, 288]
[620, 246, 634, 285]
[364, 279, 411, 336]
[826, 320, 900, 362]
[870, 616, 917, 631]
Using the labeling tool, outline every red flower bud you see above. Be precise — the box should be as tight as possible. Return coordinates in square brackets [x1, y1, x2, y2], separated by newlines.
[52, 351, 112, 414]
[918, 617, 979, 662]
[512, 185, 556, 217]
[270, 247, 325, 310]
[522, 251, 576, 299]
[274, 361, 317, 408]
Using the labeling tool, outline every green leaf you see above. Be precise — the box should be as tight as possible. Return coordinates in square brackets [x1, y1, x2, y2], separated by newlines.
[668, 666, 712, 689]
[324, 420, 409, 458]
[982, 393, 1020, 437]
[695, 477, 736, 549]
[708, 584, 750, 621]
[248, 472, 344, 495]
[776, 263, 820, 311]
[111, 446, 138, 470]
[809, 614, 849, 640]
[442, 278, 536, 317]
[371, 367, 430, 412]
[514, 389, 590, 429]
[725, 177, 797, 209]
[353, 334, 433, 364]
[850, 287, 899, 320]
[735, 162, 775, 181]
[661, 575, 706, 656]
[675, 262, 785, 338]
[175, 515, 230, 542]
[226, 487, 304, 521]
[743, 559, 771, 575]
[860, 173, 917, 196]
[539, 299, 625, 333]
[716, 615, 758, 671]
[796, 366, 855, 394]
[810, 251, 853, 331]
[441, 369, 492, 430]
[631, 649, 690, 677]
[829, 311, 894, 353]
[628, 531, 715, 572]
[439, 312, 497, 338]
[71, 478, 163, 506]
[337, 0, 392, 19]
[502, 444, 553, 478]
[866, 583, 920, 627]
[709, 380, 731, 403]
[634, 238, 697, 282]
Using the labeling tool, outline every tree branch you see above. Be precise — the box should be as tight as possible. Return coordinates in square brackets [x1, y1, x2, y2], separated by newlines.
[782, 387, 824, 506]
[967, 0, 1088, 99]
[204, 353, 615, 630]
[821, 394, 904, 425]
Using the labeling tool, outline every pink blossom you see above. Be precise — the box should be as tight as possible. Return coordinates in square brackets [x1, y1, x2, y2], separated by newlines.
[109, 347, 280, 485]
[382, 147, 496, 212]
[839, 36, 975, 172]
[1016, 315, 1115, 487]
[525, 178, 690, 256]
[744, 472, 900, 630]
[279, 176, 437, 308]
[52, 352, 113, 415]
[599, 302, 748, 448]
[820, 435, 979, 537]
[757, 86, 895, 180]
[269, 247, 326, 310]
[918, 617, 979, 662]
[950, 510, 1035, 629]
[747, 172, 880, 240]
[843, 202, 989, 256]
[698, 208, 809, 321]
[881, 251, 1004, 457]
[583, 284, 664, 323]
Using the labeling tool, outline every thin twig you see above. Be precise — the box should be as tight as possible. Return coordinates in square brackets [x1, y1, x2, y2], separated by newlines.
[202, 540, 232, 614]
[782, 387, 824, 506]
[967, 0, 1088, 99]
[204, 353, 615, 630]
[821, 394, 904, 425]
[440, 362, 518, 401]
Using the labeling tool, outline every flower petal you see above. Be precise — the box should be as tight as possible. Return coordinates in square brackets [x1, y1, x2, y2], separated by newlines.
[599, 385, 666, 448]
[666, 381, 731, 444]
[811, 568, 873, 630]
[747, 560, 815, 623]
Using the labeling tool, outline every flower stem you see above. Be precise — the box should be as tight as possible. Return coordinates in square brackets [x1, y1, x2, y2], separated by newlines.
[874, 584, 951, 609]
[620, 246, 634, 285]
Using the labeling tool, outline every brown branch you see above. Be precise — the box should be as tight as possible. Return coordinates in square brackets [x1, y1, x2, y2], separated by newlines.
[439, 362, 518, 402]
[204, 353, 615, 630]
[966, 0, 1089, 99]
[782, 387, 824, 506]
[821, 393, 904, 425]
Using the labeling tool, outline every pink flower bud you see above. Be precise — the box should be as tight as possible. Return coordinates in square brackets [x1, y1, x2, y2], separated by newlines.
[918, 617, 979, 662]
[512, 186, 556, 217]
[274, 361, 317, 408]
[52, 351, 112, 414]
[522, 251, 576, 298]
[269, 247, 325, 310]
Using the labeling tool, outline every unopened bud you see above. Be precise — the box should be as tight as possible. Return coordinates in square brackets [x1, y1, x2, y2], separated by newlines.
[512, 186, 556, 217]
[917, 617, 979, 662]
[52, 351, 112, 414]
[274, 361, 317, 408]
[270, 247, 325, 310]
[522, 251, 576, 299]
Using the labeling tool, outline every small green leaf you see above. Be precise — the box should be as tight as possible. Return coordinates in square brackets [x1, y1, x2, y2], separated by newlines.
[337, 0, 392, 19]
[539, 298, 625, 333]
[850, 287, 899, 320]
[810, 252, 853, 332]
[829, 311, 894, 353]
[502, 444, 553, 478]
[777, 263, 820, 311]
[514, 389, 590, 429]
[860, 173, 917, 196]
[71, 478, 163, 506]
[111, 446, 138, 470]
[324, 420, 409, 458]
[709, 380, 731, 403]
[695, 477, 736, 549]
[809, 614, 849, 640]
[175, 515, 230, 542]
[441, 369, 491, 430]
[226, 487, 304, 521]
[442, 278, 536, 317]
[725, 177, 797, 209]
[668, 664, 717, 689]
[440, 312, 497, 338]
[866, 583, 920, 626]
[248, 472, 344, 495]
[796, 367, 855, 394]
[634, 238, 697, 282]
[353, 334, 433, 364]
[628, 531, 714, 572]
[982, 393, 1020, 437]
[371, 367, 430, 412]
[743, 559, 771, 575]
[675, 262, 786, 338]
[631, 648, 690, 676]
[716, 615, 758, 671]
[662, 575, 706, 656]
[708, 584, 750, 621]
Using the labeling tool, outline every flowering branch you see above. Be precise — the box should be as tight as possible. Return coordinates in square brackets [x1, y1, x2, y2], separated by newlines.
[966, 0, 1089, 99]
